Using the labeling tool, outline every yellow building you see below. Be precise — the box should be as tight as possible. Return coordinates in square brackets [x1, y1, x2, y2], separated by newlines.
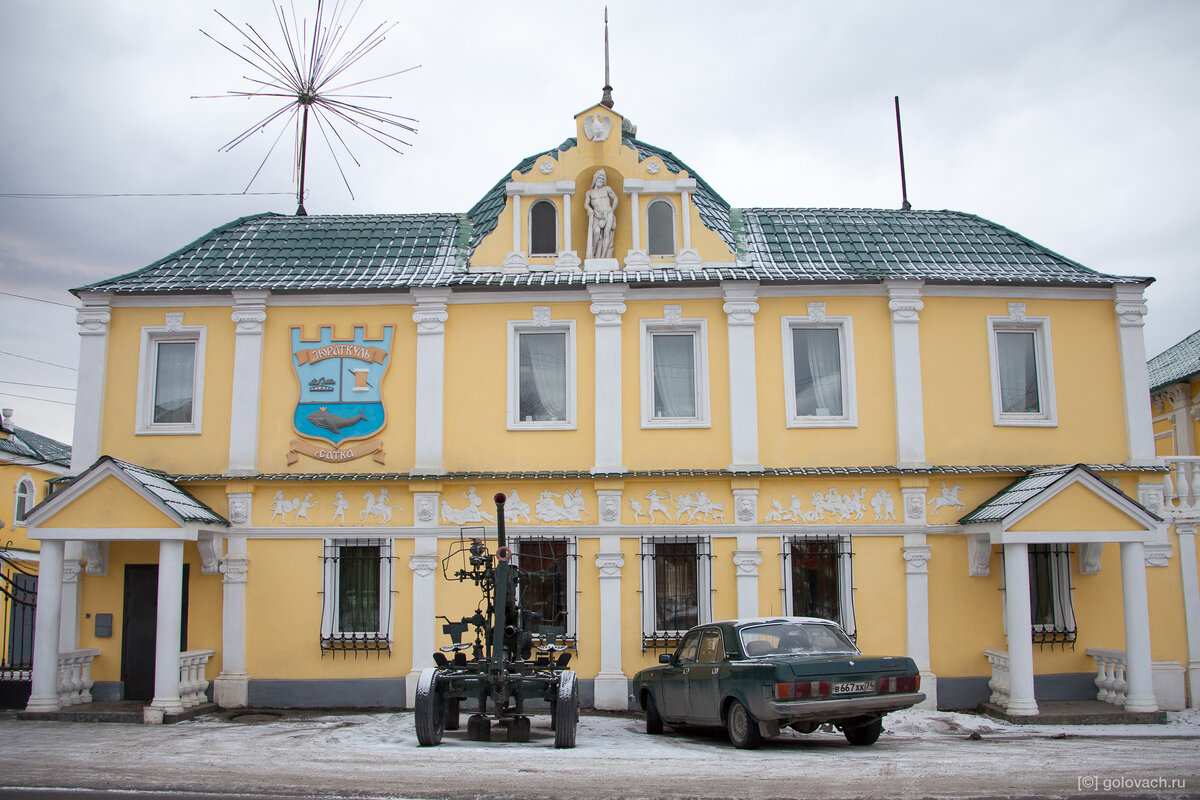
[21, 94, 1198, 719]
[0, 409, 70, 706]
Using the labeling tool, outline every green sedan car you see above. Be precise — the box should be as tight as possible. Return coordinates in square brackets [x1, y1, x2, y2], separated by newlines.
[632, 617, 925, 749]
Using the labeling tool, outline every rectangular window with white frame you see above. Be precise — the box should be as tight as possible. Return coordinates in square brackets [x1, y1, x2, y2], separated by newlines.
[640, 309, 710, 428]
[781, 534, 856, 640]
[320, 538, 394, 653]
[135, 315, 206, 434]
[639, 535, 713, 648]
[1027, 543, 1076, 645]
[987, 313, 1057, 426]
[510, 536, 578, 647]
[782, 310, 857, 427]
[508, 313, 576, 430]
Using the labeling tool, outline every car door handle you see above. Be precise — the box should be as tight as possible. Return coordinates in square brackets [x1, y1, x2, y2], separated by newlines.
[711, 667, 719, 675]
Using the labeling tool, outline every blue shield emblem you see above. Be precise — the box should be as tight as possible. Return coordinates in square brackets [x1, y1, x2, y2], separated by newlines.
[292, 326, 393, 447]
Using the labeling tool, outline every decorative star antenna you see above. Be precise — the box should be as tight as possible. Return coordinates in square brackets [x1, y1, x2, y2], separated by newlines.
[197, 0, 420, 215]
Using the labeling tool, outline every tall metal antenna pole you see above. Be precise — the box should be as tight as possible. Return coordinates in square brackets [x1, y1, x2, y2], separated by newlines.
[296, 103, 310, 216]
[600, 7, 614, 108]
[894, 96, 912, 211]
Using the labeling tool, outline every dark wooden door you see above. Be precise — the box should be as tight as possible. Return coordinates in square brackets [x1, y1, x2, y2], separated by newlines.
[121, 563, 189, 701]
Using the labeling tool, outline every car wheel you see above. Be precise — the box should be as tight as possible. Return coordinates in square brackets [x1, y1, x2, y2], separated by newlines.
[843, 717, 883, 746]
[726, 700, 762, 749]
[644, 692, 664, 735]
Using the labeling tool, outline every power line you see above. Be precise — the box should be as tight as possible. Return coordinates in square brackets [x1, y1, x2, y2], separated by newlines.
[0, 379, 76, 392]
[0, 350, 77, 371]
[0, 191, 292, 199]
[0, 290, 75, 309]
[0, 391, 75, 406]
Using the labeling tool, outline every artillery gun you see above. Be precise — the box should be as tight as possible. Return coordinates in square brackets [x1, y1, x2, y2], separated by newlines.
[414, 492, 579, 748]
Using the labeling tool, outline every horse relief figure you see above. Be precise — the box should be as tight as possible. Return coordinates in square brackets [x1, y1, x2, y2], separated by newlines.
[927, 482, 966, 518]
[360, 487, 397, 524]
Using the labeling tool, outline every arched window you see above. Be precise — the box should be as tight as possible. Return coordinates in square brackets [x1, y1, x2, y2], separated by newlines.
[647, 199, 675, 256]
[14, 475, 35, 525]
[530, 200, 558, 256]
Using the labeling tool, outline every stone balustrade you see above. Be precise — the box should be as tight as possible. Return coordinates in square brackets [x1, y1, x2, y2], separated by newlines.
[179, 649, 216, 708]
[57, 648, 101, 706]
[1086, 647, 1128, 705]
[983, 648, 1010, 708]
[1164, 457, 1200, 517]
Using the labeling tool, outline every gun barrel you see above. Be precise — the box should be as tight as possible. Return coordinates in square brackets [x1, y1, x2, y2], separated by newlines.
[494, 492, 507, 548]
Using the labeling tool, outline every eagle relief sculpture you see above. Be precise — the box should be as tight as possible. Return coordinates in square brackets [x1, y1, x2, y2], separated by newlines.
[584, 112, 611, 142]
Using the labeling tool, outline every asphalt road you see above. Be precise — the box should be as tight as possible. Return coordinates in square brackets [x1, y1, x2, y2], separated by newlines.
[1, 710, 1198, 800]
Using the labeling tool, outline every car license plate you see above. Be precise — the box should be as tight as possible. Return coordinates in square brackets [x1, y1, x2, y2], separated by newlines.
[832, 680, 875, 695]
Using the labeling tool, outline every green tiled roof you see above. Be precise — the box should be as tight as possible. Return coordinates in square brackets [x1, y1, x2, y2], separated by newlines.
[0, 423, 70, 466]
[1149, 329, 1200, 391]
[958, 463, 1158, 525]
[466, 138, 576, 253]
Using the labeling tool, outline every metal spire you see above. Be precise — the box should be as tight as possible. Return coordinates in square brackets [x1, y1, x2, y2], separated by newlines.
[600, 7, 614, 109]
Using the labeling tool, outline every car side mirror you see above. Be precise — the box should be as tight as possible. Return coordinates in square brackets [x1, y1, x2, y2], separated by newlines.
[659, 653, 674, 665]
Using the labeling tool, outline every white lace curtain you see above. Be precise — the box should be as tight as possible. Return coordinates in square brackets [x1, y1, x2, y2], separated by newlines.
[652, 333, 696, 418]
[793, 328, 842, 416]
[519, 332, 566, 421]
[997, 331, 1040, 413]
[153, 340, 196, 423]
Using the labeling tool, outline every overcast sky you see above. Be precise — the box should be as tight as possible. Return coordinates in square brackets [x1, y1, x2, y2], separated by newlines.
[2, 0, 1197, 445]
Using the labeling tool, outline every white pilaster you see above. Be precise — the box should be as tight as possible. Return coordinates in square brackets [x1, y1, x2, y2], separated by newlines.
[406, 518, 439, 708]
[71, 294, 112, 472]
[589, 285, 627, 474]
[629, 191, 641, 251]
[887, 280, 927, 467]
[1120, 540, 1159, 712]
[511, 193, 521, 253]
[733, 531, 761, 619]
[681, 191, 692, 249]
[722, 281, 761, 471]
[1176, 525, 1200, 707]
[26, 539, 65, 711]
[902, 534, 937, 708]
[412, 289, 450, 475]
[215, 527, 249, 709]
[226, 291, 269, 475]
[1114, 286, 1157, 465]
[594, 540, 627, 709]
[1002, 542, 1039, 715]
[150, 539, 185, 715]
[562, 193, 573, 253]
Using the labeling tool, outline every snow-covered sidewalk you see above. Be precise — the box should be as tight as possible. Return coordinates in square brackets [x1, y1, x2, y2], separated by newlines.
[1, 708, 1198, 799]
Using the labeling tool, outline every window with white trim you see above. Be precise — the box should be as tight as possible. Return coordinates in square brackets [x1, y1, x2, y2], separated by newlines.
[529, 199, 557, 256]
[640, 535, 713, 648]
[510, 536, 578, 646]
[13, 474, 35, 527]
[781, 534, 856, 639]
[1028, 543, 1076, 645]
[647, 199, 675, 256]
[507, 313, 576, 429]
[136, 317, 206, 434]
[640, 310, 710, 428]
[320, 538, 394, 653]
[782, 312, 857, 427]
[987, 315, 1056, 426]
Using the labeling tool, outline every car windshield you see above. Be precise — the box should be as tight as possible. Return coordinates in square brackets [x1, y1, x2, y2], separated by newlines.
[739, 621, 858, 657]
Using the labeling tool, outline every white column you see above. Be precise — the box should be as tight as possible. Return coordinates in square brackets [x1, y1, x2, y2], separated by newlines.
[887, 280, 927, 467]
[1002, 542, 1038, 715]
[562, 193, 573, 253]
[214, 529, 249, 709]
[680, 191, 692, 249]
[902, 535, 937, 708]
[629, 191, 641, 251]
[1176, 525, 1200, 707]
[723, 281, 760, 471]
[150, 539, 185, 715]
[1120, 540, 1159, 712]
[412, 289, 450, 475]
[594, 538, 627, 710]
[511, 193, 522, 253]
[1114, 286, 1157, 465]
[71, 294, 112, 472]
[26, 539, 65, 711]
[589, 284, 627, 474]
[227, 291, 268, 475]
[59, 541, 83, 652]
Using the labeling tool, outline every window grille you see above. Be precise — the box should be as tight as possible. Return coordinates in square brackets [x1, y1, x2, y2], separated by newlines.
[781, 535, 856, 640]
[0, 550, 37, 679]
[1028, 543, 1076, 646]
[509, 536, 578, 648]
[320, 538, 394, 655]
[639, 536, 713, 651]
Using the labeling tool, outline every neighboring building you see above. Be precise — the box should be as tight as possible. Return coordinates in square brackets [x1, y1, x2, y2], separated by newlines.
[21, 93, 1197, 720]
[0, 409, 70, 706]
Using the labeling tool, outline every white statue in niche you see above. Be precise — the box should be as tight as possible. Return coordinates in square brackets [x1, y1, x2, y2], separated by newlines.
[503, 490, 531, 524]
[584, 168, 618, 259]
[442, 486, 495, 526]
[360, 487, 397, 524]
[331, 491, 349, 524]
[871, 489, 897, 521]
[927, 482, 966, 518]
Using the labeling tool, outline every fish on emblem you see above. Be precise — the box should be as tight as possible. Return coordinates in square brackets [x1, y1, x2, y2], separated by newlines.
[306, 407, 367, 434]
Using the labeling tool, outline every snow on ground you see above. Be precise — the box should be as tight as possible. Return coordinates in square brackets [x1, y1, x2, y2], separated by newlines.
[2, 708, 1199, 799]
